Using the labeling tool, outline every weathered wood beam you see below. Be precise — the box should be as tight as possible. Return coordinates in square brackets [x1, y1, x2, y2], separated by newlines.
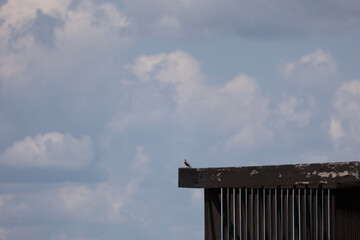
[178, 162, 360, 189]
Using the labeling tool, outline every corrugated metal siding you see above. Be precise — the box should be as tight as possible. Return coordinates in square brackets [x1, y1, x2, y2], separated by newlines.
[218, 187, 333, 240]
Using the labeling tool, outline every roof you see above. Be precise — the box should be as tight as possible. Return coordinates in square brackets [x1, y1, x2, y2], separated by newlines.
[178, 161, 360, 189]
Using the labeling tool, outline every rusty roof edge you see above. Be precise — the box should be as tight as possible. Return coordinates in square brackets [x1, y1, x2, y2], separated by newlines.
[178, 162, 360, 189]
[179, 161, 360, 171]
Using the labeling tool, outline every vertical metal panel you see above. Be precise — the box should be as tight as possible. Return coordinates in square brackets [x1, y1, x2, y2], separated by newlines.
[288, 189, 293, 240]
[259, 189, 264, 240]
[253, 189, 259, 240]
[201, 174, 360, 240]
[324, 189, 329, 240]
[330, 190, 335, 240]
[247, 188, 253, 240]
[275, 188, 281, 239]
[300, 189, 306, 240]
[321, 189, 325, 240]
[283, 189, 289, 240]
[235, 189, 240, 240]
[229, 188, 234, 240]
[309, 189, 313, 240]
[280, 189, 284, 240]
[317, 189, 322, 240]
[311, 189, 317, 240]
[241, 188, 246, 240]
[206, 186, 355, 240]
[294, 189, 299, 240]
[271, 189, 276, 240]
[265, 188, 271, 240]
[205, 188, 222, 240]
[223, 188, 229, 240]
[306, 189, 311, 240]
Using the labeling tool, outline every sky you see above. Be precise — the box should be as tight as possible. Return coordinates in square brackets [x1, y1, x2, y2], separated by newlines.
[0, 0, 360, 239]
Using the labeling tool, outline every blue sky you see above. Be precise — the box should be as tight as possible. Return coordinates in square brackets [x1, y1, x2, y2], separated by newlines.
[0, 0, 360, 239]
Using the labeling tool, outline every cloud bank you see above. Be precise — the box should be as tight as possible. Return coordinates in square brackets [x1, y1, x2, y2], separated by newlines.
[0, 0, 360, 239]
[0, 132, 93, 168]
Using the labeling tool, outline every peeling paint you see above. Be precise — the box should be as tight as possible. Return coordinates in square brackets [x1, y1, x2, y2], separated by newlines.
[318, 172, 331, 178]
[317, 170, 355, 179]
[318, 172, 338, 178]
[338, 171, 349, 177]
[216, 172, 222, 182]
[295, 181, 309, 185]
[351, 172, 359, 179]
[295, 164, 307, 169]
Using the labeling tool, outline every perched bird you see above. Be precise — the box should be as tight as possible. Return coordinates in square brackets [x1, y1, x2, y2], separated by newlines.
[184, 159, 192, 168]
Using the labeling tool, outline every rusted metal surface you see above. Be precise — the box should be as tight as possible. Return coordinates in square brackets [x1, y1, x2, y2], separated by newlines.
[179, 162, 360, 189]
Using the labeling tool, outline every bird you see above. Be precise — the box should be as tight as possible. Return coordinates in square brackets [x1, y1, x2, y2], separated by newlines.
[184, 159, 192, 168]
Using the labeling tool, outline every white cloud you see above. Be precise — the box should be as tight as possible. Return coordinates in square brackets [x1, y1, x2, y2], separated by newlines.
[0, 145, 158, 238]
[128, 51, 272, 149]
[220, 74, 258, 96]
[0, 182, 132, 226]
[0, 145, 158, 239]
[0, 132, 93, 168]
[338, 80, 360, 95]
[276, 96, 311, 127]
[278, 49, 338, 86]
[0, 0, 133, 144]
[0, 0, 130, 88]
[329, 117, 345, 142]
[223, 125, 273, 150]
[57, 183, 130, 222]
[331, 79, 360, 144]
[113, 51, 274, 152]
[132, 50, 205, 105]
